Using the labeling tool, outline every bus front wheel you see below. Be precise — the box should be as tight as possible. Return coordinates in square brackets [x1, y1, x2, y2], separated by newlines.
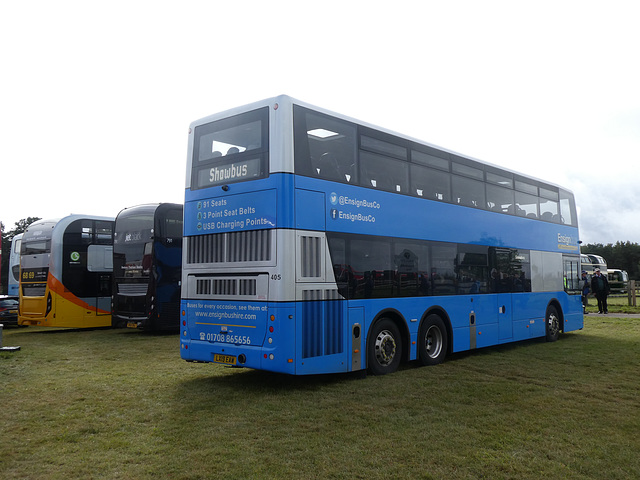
[368, 318, 402, 375]
[545, 305, 560, 342]
[418, 314, 448, 366]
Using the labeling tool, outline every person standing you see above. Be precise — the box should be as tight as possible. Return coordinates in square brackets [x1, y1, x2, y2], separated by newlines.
[581, 270, 590, 314]
[590, 268, 610, 314]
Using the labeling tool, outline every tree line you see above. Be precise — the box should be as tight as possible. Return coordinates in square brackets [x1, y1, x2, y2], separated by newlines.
[581, 242, 640, 280]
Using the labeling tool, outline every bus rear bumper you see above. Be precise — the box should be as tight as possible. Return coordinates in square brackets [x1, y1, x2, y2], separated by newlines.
[181, 339, 296, 375]
[18, 317, 41, 326]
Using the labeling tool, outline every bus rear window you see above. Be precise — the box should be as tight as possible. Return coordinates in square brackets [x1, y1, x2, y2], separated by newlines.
[191, 107, 269, 190]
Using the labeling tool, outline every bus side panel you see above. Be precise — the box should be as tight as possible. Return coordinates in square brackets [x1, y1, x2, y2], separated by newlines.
[428, 295, 499, 353]
[48, 275, 112, 328]
[295, 188, 325, 231]
[154, 239, 182, 331]
[50, 289, 85, 327]
[511, 291, 583, 336]
[294, 299, 348, 375]
[559, 294, 584, 333]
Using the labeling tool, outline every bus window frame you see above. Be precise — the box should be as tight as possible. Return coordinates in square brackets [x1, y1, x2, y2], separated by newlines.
[191, 107, 269, 190]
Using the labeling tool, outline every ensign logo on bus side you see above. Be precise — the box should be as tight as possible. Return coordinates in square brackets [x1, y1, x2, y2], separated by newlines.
[329, 192, 381, 224]
[557, 233, 579, 251]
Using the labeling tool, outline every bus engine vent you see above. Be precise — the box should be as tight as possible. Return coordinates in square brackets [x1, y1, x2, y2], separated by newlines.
[187, 230, 272, 264]
[190, 275, 265, 300]
[300, 236, 322, 278]
[196, 279, 240, 296]
[118, 284, 148, 296]
[239, 278, 257, 296]
[301, 288, 344, 359]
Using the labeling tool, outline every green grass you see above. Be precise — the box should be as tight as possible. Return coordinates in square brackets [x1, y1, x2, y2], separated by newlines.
[2, 318, 639, 479]
[585, 294, 640, 314]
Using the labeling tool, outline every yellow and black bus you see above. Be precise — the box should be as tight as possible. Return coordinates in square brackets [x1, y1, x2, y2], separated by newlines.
[19, 215, 114, 328]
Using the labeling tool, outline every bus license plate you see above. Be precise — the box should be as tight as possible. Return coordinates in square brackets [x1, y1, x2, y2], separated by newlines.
[127, 322, 138, 329]
[214, 354, 237, 365]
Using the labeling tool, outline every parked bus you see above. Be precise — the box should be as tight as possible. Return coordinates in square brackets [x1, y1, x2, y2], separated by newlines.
[580, 254, 607, 275]
[607, 268, 628, 294]
[19, 215, 114, 328]
[8, 233, 22, 295]
[112, 203, 183, 331]
[180, 96, 583, 375]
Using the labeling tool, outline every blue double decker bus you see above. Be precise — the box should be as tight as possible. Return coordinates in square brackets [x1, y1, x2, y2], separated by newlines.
[180, 96, 583, 375]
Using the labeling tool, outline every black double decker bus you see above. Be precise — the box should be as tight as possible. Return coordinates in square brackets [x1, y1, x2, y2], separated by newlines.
[112, 203, 183, 331]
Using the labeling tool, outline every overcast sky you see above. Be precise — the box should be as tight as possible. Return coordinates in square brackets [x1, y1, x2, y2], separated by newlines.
[2, 1, 639, 245]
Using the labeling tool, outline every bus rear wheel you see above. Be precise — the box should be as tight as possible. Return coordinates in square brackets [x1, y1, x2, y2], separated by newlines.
[545, 305, 560, 342]
[368, 318, 402, 375]
[418, 314, 448, 366]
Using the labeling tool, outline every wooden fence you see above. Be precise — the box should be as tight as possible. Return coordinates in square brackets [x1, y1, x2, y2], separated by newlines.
[628, 280, 639, 306]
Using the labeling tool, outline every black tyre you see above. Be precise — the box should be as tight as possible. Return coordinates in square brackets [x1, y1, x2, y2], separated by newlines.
[367, 318, 402, 375]
[418, 314, 448, 366]
[545, 305, 560, 342]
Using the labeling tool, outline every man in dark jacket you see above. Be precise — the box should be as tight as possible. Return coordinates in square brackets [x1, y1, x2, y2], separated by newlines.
[590, 268, 610, 314]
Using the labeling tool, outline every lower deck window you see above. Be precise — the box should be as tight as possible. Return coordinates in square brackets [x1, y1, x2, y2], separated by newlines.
[328, 233, 534, 300]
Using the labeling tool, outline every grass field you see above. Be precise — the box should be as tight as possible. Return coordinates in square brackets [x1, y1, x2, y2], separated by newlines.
[585, 294, 638, 314]
[1, 316, 639, 480]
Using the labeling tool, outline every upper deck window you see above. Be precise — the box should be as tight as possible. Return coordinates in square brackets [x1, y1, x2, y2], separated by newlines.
[515, 179, 538, 196]
[294, 106, 357, 184]
[21, 225, 54, 255]
[114, 209, 155, 248]
[452, 175, 485, 209]
[161, 208, 184, 239]
[360, 151, 409, 193]
[410, 163, 451, 202]
[486, 169, 513, 189]
[452, 161, 483, 180]
[292, 104, 577, 227]
[559, 190, 577, 226]
[486, 184, 515, 214]
[361, 135, 407, 160]
[21, 239, 51, 255]
[411, 149, 449, 171]
[192, 107, 269, 190]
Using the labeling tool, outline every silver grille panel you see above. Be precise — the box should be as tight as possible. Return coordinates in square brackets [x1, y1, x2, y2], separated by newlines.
[187, 230, 273, 265]
[302, 288, 342, 301]
[188, 275, 267, 300]
[297, 233, 325, 282]
[118, 284, 148, 296]
[300, 236, 321, 278]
